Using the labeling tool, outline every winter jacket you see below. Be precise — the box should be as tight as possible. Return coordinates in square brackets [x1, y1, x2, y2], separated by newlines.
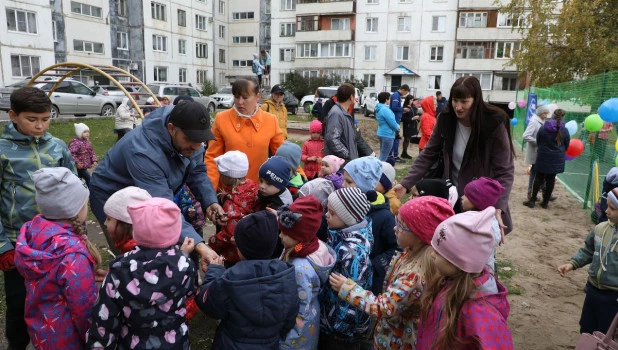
[288, 172, 308, 199]
[324, 103, 358, 163]
[419, 96, 437, 150]
[389, 91, 405, 123]
[324, 172, 344, 190]
[0, 122, 76, 254]
[301, 139, 324, 179]
[535, 119, 570, 174]
[281, 241, 336, 349]
[15, 215, 98, 349]
[261, 99, 288, 139]
[90, 106, 217, 244]
[205, 107, 284, 189]
[86, 245, 198, 350]
[173, 185, 206, 231]
[115, 103, 135, 130]
[401, 108, 419, 138]
[196, 260, 299, 350]
[320, 218, 374, 341]
[69, 137, 98, 170]
[570, 220, 618, 291]
[376, 103, 400, 139]
[252, 58, 265, 75]
[522, 113, 545, 165]
[256, 188, 293, 211]
[338, 248, 427, 350]
[367, 193, 398, 294]
[436, 96, 448, 115]
[384, 189, 401, 216]
[416, 269, 513, 349]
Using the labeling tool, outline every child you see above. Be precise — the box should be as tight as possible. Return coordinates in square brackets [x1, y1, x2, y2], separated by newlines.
[380, 160, 402, 216]
[87, 198, 198, 349]
[276, 141, 307, 197]
[14, 167, 101, 349]
[417, 207, 513, 349]
[256, 156, 293, 210]
[418, 95, 437, 152]
[103, 186, 152, 252]
[278, 196, 336, 349]
[329, 196, 454, 349]
[320, 155, 345, 189]
[558, 187, 618, 334]
[342, 156, 383, 192]
[320, 187, 373, 348]
[173, 185, 206, 236]
[301, 120, 324, 180]
[461, 177, 505, 273]
[0, 86, 77, 349]
[208, 151, 258, 264]
[69, 122, 98, 187]
[410, 178, 459, 208]
[298, 178, 335, 243]
[196, 211, 299, 349]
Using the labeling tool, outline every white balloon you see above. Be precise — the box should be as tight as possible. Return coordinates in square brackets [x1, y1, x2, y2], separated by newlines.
[508, 101, 516, 110]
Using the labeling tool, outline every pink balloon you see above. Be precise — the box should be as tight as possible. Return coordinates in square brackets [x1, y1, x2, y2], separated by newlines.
[518, 99, 527, 108]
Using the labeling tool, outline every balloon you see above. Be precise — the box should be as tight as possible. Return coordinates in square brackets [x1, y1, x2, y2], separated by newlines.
[510, 118, 518, 126]
[518, 99, 527, 108]
[566, 139, 584, 158]
[565, 155, 575, 161]
[599, 98, 618, 123]
[508, 101, 516, 110]
[615, 139, 618, 151]
[616, 155, 618, 167]
[584, 114, 604, 132]
[540, 99, 550, 105]
[565, 120, 578, 136]
[547, 103, 559, 116]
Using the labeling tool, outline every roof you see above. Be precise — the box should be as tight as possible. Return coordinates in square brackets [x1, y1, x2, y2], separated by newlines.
[384, 65, 420, 76]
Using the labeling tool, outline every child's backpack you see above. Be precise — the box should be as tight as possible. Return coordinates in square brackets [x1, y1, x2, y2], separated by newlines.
[252, 60, 259, 74]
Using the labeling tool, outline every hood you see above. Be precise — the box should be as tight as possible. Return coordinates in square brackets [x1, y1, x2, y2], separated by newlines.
[2, 121, 52, 144]
[262, 99, 283, 109]
[16, 215, 92, 280]
[606, 167, 618, 186]
[420, 96, 436, 117]
[375, 103, 387, 113]
[330, 218, 373, 253]
[469, 269, 510, 320]
[224, 260, 298, 325]
[543, 119, 565, 133]
[307, 241, 336, 284]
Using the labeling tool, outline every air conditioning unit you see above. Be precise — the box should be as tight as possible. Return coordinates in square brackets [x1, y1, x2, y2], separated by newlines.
[130, 62, 139, 70]
[208, 16, 213, 23]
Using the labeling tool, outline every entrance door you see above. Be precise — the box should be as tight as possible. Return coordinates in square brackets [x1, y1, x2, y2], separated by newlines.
[391, 76, 402, 92]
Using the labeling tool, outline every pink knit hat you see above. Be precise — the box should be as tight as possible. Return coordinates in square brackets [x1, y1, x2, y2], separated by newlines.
[431, 206, 496, 273]
[322, 155, 345, 173]
[463, 177, 504, 210]
[310, 120, 322, 133]
[399, 196, 454, 245]
[128, 197, 182, 249]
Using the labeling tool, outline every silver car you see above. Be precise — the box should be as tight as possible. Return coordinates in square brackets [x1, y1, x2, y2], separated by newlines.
[209, 87, 234, 109]
[91, 85, 141, 106]
[147, 84, 216, 114]
[38, 80, 116, 118]
[0, 79, 30, 111]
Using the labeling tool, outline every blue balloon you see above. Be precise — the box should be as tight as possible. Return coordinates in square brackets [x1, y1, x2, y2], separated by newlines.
[539, 99, 550, 106]
[565, 120, 578, 136]
[599, 98, 618, 123]
[510, 118, 519, 126]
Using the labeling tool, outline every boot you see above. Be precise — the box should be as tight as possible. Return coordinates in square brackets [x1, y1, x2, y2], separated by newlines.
[522, 199, 535, 208]
[401, 152, 412, 159]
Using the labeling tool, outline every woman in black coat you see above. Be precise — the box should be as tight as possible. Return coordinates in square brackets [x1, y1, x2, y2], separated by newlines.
[400, 95, 419, 159]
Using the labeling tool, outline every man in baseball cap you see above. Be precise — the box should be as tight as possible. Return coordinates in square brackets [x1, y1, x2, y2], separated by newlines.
[168, 100, 215, 144]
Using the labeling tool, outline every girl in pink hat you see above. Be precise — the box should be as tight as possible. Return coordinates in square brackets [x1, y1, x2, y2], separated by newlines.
[301, 120, 324, 180]
[319, 155, 345, 189]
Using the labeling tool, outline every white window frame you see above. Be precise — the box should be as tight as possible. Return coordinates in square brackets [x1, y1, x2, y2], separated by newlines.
[232, 36, 254, 44]
[500, 76, 518, 91]
[320, 42, 353, 58]
[430, 46, 443, 61]
[280, 48, 295, 62]
[195, 14, 207, 31]
[366, 17, 378, 32]
[232, 60, 252, 67]
[432, 16, 446, 32]
[152, 35, 167, 52]
[428, 75, 441, 89]
[497, 12, 528, 28]
[151, 2, 166, 21]
[280, 23, 295, 37]
[331, 18, 350, 30]
[218, 25, 225, 39]
[459, 12, 487, 28]
[178, 39, 186, 54]
[455, 72, 492, 90]
[116, 0, 128, 16]
[179, 68, 187, 83]
[296, 43, 318, 58]
[397, 16, 411, 32]
[218, 0, 225, 14]
[10, 55, 40, 77]
[364, 45, 376, 61]
[367, 0, 378, 3]
[495, 42, 520, 59]
[197, 70, 208, 84]
[363, 74, 376, 88]
[71, 2, 103, 18]
[74, 40, 104, 54]
[6, 8, 38, 34]
[178, 9, 186, 26]
[281, 0, 296, 10]
[232, 12, 254, 20]
[117, 32, 129, 50]
[153, 66, 168, 82]
[196, 42, 208, 58]
[395, 46, 409, 61]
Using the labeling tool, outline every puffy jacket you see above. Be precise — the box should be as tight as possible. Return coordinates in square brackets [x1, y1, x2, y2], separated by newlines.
[0, 122, 76, 253]
[376, 103, 400, 139]
[570, 220, 618, 291]
[419, 96, 437, 150]
[196, 260, 299, 350]
[115, 102, 135, 130]
[261, 99, 288, 139]
[535, 119, 570, 174]
[301, 139, 324, 179]
[69, 137, 97, 170]
[324, 103, 358, 163]
[367, 193, 398, 295]
[15, 215, 97, 349]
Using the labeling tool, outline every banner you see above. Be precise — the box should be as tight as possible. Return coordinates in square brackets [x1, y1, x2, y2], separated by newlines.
[525, 93, 537, 125]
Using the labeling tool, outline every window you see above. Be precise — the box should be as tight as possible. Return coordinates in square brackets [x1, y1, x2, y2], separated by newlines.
[432, 16, 446, 32]
[428, 75, 441, 89]
[10, 55, 40, 77]
[297, 16, 318, 31]
[6, 8, 38, 34]
[430, 46, 443, 61]
[195, 15, 207, 30]
[323, 69, 351, 79]
[178, 39, 186, 54]
[281, 0, 296, 10]
[280, 48, 295, 61]
[457, 42, 488, 59]
[363, 74, 376, 88]
[331, 18, 350, 30]
[397, 17, 411, 32]
[151, 2, 166, 21]
[152, 35, 167, 52]
[501, 76, 518, 91]
[218, 0, 225, 14]
[366, 17, 378, 32]
[117, 32, 129, 50]
[71, 2, 102, 18]
[459, 12, 487, 28]
[52, 20, 58, 42]
[219, 49, 226, 63]
[154, 66, 167, 82]
[264, 24, 271, 39]
[455, 72, 492, 89]
[218, 25, 225, 38]
[301, 70, 319, 79]
[497, 13, 527, 28]
[232, 60, 252, 67]
[178, 10, 186, 26]
[496, 42, 520, 59]
[232, 12, 254, 20]
[179, 68, 187, 83]
[116, 0, 127, 16]
[74, 40, 104, 53]
[196, 42, 208, 58]
[232, 36, 254, 44]
[280, 23, 295, 36]
[367, 0, 378, 3]
[296, 43, 318, 58]
[400, 0, 412, 3]
[196, 70, 208, 84]
[320, 42, 353, 57]
[265, 0, 271, 14]
[395, 46, 409, 61]
[364, 46, 376, 60]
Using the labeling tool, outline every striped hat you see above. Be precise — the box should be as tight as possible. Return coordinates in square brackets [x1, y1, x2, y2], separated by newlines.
[327, 187, 371, 226]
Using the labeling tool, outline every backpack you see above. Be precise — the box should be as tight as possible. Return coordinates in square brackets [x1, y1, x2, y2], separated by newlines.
[252, 60, 259, 74]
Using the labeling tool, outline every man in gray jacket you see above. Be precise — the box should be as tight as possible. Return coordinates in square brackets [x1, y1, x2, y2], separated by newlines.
[523, 103, 551, 199]
[324, 83, 358, 165]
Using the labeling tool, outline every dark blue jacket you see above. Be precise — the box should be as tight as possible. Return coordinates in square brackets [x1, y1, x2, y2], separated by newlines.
[367, 194, 397, 294]
[196, 260, 299, 350]
[389, 91, 404, 123]
[535, 120, 570, 174]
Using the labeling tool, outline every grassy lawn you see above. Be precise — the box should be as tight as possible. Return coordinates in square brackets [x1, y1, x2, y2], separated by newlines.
[47, 117, 116, 159]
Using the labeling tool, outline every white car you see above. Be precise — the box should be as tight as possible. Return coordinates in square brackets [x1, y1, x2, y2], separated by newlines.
[300, 95, 314, 113]
[210, 87, 234, 109]
[363, 92, 378, 117]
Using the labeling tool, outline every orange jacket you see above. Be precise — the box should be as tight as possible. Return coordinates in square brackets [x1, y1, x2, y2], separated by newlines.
[205, 108, 284, 190]
[419, 96, 437, 150]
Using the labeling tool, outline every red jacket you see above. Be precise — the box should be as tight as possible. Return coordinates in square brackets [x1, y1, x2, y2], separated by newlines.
[301, 139, 324, 179]
[419, 96, 436, 150]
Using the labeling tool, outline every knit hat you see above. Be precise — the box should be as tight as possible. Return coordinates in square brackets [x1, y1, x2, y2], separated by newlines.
[380, 162, 396, 192]
[33, 168, 89, 220]
[104, 186, 153, 224]
[327, 187, 371, 226]
[606, 167, 618, 186]
[608, 188, 618, 208]
[310, 120, 323, 133]
[536, 104, 551, 116]
[234, 211, 279, 260]
[431, 207, 496, 273]
[322, 155, 345, 173]
[259, 156, 291, 191]
[278, 195, 323, 257]
[298, 178, 335, 207]
[74, 123, 89, 138]
[343, 156, 383, 192]
[275, 141, 302, 170]
[128, 198, 182, 249]
[399, 196, 454, 245]
[463, 177, 505, 211]
[415, 179, 450, 201]
[215, 150, 249, 178]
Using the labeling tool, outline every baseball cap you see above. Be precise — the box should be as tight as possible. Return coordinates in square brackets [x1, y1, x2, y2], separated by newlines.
[168, 101, 215, 143]
[271, 84, 285, 94]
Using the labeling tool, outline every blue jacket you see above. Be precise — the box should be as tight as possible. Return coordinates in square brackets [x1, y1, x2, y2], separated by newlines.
[376, 104, 400, 139]
[196, 260, 299, 350]
[389, 91, 404, 123]
[90, 106, 218, 243]
[535, 119, 570, 174]
[367, 194, 398, 295]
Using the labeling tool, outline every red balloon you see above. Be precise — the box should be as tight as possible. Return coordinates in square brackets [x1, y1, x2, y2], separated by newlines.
[566, 139, 584, 157]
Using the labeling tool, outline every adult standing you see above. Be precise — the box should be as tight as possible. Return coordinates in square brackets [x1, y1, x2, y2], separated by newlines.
[400, 95, 419, 159]
[260, 49, 271, 75]
[90, 101, 224, 262]
[389, 85, 410, 162]
[261, 84, 288, 139]
[252, 54, 265, 89]
[436, 91, 448, 115]
[523, 103, 551, 200]
[376, 92, 399, 161]
[393, 76, 515, 235]
[114, 97, 135, 141]
[324, 83, 358, 165]
[205, 78, 284, 189]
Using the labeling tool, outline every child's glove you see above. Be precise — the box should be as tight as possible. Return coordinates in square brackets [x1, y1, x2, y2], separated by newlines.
[185, 296, 199, 321]
[0, 250, 15, 271]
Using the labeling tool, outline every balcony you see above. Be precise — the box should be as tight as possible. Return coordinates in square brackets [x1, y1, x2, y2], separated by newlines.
[296, 0, 355, 15]
[294, 57, 353, 69]
[295, 29, 354, 42]
[457, 27, 524, 41]
[458, 0, 498, 9]
[454, 58, 516, 71]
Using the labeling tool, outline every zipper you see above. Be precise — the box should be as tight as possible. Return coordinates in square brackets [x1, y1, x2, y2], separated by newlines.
[31, 137, 42, 168]
[9, 183, 16, 228]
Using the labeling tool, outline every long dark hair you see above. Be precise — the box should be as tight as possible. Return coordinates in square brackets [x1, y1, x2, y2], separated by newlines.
[403, 94, 414, 107]
[553, 109, 566, 145]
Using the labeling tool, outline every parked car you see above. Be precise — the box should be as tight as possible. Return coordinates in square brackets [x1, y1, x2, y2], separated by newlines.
[314, 86, 362, 112]
[37, 80, 117, 118]
[300, 95, 314, 113]
[91, 85, 141, 106]
[261, 91, 299, 114]
[0, 79, 30, 111]
[363, 92, 379, 117]
[209, 87, 234, 108]
[147, 84, 216, 114]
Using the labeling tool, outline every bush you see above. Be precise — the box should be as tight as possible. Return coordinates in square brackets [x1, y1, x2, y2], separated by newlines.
[201, 79, 217, 96]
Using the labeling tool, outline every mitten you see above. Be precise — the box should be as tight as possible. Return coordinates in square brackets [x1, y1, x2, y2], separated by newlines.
[0, 250, 15, 271]
[185, 296, 199, 321]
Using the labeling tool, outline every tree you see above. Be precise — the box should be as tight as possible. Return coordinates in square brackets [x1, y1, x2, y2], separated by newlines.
[200, 78, 217, 96]
[501, 0, 618, 87]
[281, 72, 365, 101]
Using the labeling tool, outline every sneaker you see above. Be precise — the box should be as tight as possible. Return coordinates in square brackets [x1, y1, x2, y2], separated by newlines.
[522, 200, 535, 208]
[549, 195, 557, 202]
